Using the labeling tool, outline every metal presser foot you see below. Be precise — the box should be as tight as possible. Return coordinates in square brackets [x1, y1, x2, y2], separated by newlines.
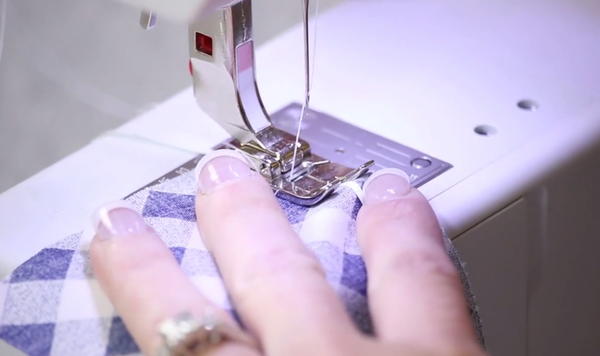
[187, 0, 374, 206]
[213, 127, 373, 206]
[131, 1, 451, 204]
[164, 0, 451, 206]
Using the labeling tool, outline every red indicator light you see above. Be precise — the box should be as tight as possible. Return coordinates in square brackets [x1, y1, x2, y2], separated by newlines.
[195, 32, 213, 56]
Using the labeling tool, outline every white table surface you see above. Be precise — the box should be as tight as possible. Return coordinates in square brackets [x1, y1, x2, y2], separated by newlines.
[2, 0, 600, 278]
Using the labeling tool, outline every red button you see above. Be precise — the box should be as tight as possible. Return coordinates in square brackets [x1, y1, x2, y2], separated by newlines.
[195, 32, 213, 56]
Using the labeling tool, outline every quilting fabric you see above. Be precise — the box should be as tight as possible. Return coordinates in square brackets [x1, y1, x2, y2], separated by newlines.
[0, 166, 482, 356]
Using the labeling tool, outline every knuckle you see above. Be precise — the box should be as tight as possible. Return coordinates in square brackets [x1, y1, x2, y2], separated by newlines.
[90, 233, 172, 280]
[358, 195, 444, 254]
[244, 247, 324, 283]
[230, 247, 325, 303]
[114, 238, 171, 272]
[360, 195, 435, 230]
[384, 248, 459, 281]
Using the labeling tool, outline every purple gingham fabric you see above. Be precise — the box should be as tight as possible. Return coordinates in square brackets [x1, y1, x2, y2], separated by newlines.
[0, 167, 482, 356]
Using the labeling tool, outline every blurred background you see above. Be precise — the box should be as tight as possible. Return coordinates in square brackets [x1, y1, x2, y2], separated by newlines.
[0, 0, 340, 193]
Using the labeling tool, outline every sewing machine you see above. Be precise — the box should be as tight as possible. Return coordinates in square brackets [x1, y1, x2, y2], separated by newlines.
[129, 0, 452, 206]
[1, 1, 600, 355]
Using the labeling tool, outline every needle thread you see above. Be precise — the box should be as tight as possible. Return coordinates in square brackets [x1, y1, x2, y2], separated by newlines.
[0, 0, 7, 66]
[100, 131, 199, 155]
[290, 0, 319, 180]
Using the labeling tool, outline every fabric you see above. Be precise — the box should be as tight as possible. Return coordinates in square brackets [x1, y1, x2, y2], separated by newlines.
[0, 167, 482, 356]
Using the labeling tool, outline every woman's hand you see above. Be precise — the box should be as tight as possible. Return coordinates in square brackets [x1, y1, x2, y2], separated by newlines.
[90, 150, 486, 356]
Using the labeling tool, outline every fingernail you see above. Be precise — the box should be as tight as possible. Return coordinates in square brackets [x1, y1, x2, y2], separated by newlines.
[92, 201, 147, 240]
[195, 149, 256, 194]
[363, 168, 412, 205]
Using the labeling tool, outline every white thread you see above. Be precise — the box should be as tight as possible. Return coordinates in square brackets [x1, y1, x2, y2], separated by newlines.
[289, 0, 320, 180]
[98, 131, 199, 155]
[0, 0, 7, 66]
[309, 0, 320, 85]
[341, 181, 365, 204]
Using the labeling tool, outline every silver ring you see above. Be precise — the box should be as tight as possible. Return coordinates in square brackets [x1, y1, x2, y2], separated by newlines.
[157, 310, 254, 356]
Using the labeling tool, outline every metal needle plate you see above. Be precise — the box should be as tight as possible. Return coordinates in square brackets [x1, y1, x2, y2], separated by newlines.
[270, 103, 452, 187]
[125, 103, 451, 199]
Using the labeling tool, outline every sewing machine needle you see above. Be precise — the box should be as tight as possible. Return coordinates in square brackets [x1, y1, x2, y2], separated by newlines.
[302, 0, 311, 106]
[290, 0, 311, 180]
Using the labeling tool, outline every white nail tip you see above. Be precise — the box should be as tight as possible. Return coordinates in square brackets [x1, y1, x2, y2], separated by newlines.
[90, 200, 137, 234]
[193, 149, 254, 184]
[362, 168, 411, 193]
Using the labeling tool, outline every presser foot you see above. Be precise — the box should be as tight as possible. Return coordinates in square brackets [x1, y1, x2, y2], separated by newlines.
[125, 104, 452, 206]
[215, 126, 374, 206]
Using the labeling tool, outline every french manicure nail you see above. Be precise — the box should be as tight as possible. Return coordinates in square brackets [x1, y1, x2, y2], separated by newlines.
[363, 168, 412, 205]
[92, 201, 147, 240]
[195, 150, 256, 194]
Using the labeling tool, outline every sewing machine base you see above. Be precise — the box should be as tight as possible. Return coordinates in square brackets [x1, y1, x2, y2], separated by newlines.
[126, 103, 451, 200]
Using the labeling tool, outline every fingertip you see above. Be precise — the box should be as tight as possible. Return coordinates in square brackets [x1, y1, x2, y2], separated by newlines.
[194, 149, 252, 181]
[90, 200, 138, 235]
[194, 149, 259, 195]
[363, 168, 412, 205]
[90, 201, 148, 241]
[357, 171, 443, 253]
[364, 168, 411, 189]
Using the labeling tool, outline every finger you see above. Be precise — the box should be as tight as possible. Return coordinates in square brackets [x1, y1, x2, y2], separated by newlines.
[90, 202, 260, 356]
[194, 150, 362, 356]
[357, 169, 479, 351]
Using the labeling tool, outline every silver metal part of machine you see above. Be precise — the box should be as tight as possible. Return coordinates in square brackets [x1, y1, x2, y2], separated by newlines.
[126, 104, 451, 202]
[269, 104, 451, 188]
[185, 0, 450, 205]
[134, 0, 450, 205]
[187, 0, 374, 205]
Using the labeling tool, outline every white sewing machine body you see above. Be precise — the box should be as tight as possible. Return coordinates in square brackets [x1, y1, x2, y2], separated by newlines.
[1, 1, 600, 355]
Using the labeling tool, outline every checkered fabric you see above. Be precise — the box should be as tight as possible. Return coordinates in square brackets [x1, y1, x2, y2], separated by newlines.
[0, 168, 482, 356]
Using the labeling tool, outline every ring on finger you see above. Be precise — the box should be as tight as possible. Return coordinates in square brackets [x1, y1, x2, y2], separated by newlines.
[157, 309, 256, 356]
